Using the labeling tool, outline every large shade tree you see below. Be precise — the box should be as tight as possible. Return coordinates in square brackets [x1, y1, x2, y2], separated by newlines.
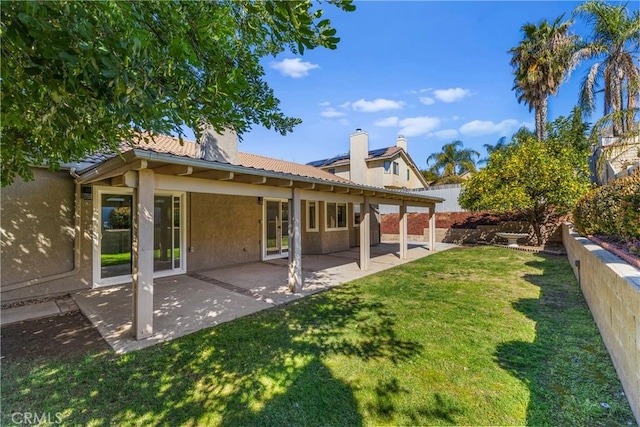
[575, 0, 640, 137]
[0, 0, 355, 186]
[426, 140, 479, 183]
[509, 16, 580, 141]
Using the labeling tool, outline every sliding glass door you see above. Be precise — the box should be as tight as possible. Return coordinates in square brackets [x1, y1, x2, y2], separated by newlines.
[94, 188, 185, 287]
[264, 199, 289, 259]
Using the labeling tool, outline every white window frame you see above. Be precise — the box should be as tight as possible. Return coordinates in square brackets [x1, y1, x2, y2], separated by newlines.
[393, 161, 400, 175]
[353, 203, 361, 227]
[92, 186, 186, 288]
[384, 161, 391, 174]
[325, 201, 348, 231]
[306, 200, 319, 232]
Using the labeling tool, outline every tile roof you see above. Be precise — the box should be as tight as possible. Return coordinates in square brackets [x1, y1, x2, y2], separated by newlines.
[77, 132, 351, 184]
[307, 146, 403, 168]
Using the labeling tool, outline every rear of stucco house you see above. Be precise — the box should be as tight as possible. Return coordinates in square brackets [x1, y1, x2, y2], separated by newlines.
[1, 170, 368, 300]
[1, 130, 440, 338]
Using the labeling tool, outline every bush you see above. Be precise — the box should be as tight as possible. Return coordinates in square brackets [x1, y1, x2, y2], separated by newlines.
[573, 170, 640, 240]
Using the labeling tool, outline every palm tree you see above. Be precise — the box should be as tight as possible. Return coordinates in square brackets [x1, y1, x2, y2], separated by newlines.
[509, 15, 580, 141]
[479, 136, 509, 165]
[426, 140, 479, 178]
[575, 0, 640, 137]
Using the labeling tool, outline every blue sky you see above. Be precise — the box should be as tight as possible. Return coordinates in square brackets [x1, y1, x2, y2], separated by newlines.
[231, 1, 635, 169]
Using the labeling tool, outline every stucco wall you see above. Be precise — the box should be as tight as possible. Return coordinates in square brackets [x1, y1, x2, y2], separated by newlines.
[563, 224, 640, 423]
[1, 168, 93, 301]
[187, 193, 262, 271]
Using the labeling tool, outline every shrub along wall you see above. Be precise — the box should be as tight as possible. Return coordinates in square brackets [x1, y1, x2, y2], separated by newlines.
[573, 170, 640, 240]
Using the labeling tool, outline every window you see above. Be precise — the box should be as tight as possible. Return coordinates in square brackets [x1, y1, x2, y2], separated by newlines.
[393, 161, 399, 175]
[407, 169, 410, 181]
[306, 201, 318, 232]
[384, 161, 391, 174]
[353, 204, 361, 226]
[328, 168, 336, 174]
[326, 202, 348, 230]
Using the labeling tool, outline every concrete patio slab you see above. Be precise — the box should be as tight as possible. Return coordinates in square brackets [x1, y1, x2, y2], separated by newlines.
[74, 275, 272, 353]
[74, 242, 457, 353]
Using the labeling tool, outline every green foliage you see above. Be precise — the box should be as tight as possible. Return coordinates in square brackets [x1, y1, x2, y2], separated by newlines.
[573, 170, 640, 240]
[575, 0, 640, 137]
[0, 0, 355, 186]
[509, 15, 580, 141]
[420, 168, 440, 183]
[108, 207, 131, 229]
[459, 132, 591, 244]
[426, 140, 479, 178]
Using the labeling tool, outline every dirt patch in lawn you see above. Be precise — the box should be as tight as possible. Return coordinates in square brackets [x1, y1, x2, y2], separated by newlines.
[1, 311, 110, 364]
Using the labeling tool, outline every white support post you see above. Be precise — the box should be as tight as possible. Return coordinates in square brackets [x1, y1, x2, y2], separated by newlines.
[288, 188, 303, 292]
[133, 168, 154, 340]
[359, 197, 371, 270]
[399, 203, 408, 260]
[428, 204, 436, 252]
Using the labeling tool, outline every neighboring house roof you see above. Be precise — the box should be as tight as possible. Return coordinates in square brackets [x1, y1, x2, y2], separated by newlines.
[307, 146, 403, 168]
[307, 145, 429, 189]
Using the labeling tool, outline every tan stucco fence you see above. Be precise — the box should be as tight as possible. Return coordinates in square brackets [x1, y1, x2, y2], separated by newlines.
[563, 224, 640, 422]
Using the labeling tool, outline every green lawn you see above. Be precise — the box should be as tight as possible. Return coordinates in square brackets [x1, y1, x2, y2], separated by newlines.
[2, 247, 635, 426]
[101, 249, 181, 267]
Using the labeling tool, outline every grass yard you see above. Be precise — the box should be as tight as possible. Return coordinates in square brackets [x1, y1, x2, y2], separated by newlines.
[2, 247, 635, 426]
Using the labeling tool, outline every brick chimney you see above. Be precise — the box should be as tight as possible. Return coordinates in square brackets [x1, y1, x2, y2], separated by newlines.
[197, 124, 238, 164]
[349, 129, 369, 185]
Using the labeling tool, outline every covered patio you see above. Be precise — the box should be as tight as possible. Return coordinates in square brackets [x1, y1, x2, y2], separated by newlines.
[74, 242, 454, 353]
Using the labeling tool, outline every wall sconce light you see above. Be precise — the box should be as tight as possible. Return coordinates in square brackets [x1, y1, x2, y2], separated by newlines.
[258, 197, 263, 205]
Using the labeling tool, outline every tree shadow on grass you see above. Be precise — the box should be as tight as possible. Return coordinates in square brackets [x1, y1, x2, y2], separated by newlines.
[494, 254, 636, 426]
[1, 283, 423, 426]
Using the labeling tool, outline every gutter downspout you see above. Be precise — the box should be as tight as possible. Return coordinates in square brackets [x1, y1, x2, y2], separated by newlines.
[2, 169, 82, 293]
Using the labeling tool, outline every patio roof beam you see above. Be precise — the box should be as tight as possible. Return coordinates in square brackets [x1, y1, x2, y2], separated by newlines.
[335, 186, 350, 194]
[110, 171, 138, 188]
[78, 159, 147, 184]
[190, 170, 235, 181]
[294, 182, 315, 190]
[316, 184, 334, 192]
[267, 178, 293, 187]
[151, 165, 193, 176]
[232, 174, 267, 184]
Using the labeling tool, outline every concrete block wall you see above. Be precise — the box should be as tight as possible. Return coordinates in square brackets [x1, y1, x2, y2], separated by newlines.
[563, 224, 640, 423]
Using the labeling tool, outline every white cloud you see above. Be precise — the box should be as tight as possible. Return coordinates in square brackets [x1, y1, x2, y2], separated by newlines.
[338, 118, 349, 126]
[433, 88, 471, 103]
[419, 97, 436, 105]
[398, 116, 441, 137]
[459, 119, 521, 136]
[374, 116, 399, 127]
[339, 101, 352, 109]
[318, 101, 331, 107]
[451, 115, 460, 121]
[351, 98, 404, 113]
[270, 58, 319, 78]
[431, 129, 458, 139]
[320, 108, 345, 118]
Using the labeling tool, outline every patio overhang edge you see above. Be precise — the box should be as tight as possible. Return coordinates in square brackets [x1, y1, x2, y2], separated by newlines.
[76, 149, 444, 206]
